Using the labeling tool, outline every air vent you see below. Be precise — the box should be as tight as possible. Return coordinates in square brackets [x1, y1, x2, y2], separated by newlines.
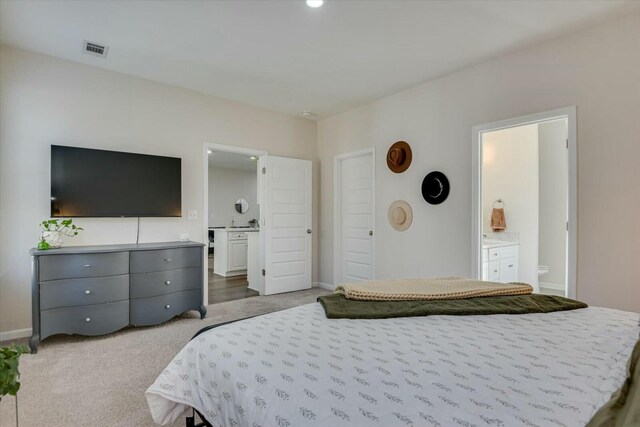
[82, 40, 108, 58]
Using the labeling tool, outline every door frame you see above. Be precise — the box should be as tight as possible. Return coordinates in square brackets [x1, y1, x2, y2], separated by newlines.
[202, 142, 267, 305]
[333, 148, 376, 287]
[470, 106, 577, 298]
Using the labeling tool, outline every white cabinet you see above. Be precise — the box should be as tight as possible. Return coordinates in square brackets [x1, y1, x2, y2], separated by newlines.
[481, 243, 519, 283]
[229, 240, 248, 271]
[213, 229, 256, 277]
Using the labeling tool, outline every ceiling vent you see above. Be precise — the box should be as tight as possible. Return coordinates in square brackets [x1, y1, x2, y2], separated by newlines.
[82, 40, 108, 58]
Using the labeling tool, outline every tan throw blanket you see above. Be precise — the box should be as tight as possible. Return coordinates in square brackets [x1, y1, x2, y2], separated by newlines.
[335, 276, 533, 301]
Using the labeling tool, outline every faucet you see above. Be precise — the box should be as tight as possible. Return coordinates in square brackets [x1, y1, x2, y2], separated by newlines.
[231, 216, 235, 228]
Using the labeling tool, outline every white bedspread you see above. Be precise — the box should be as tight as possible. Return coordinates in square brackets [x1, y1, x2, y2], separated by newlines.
[147, 303, 639, 427]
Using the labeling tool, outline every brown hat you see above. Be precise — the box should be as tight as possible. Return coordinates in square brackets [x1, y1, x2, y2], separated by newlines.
[386, 141, 412, 173]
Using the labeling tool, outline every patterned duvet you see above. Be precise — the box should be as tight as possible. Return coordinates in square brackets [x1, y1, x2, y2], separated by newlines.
[147, 303, 639, 427]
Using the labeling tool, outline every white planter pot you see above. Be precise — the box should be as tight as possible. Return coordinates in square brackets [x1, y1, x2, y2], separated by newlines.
[43, 231, 63, 248]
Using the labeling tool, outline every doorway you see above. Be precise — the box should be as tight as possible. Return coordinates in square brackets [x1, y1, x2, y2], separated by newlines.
[202, 144, 314, 304]
[205, 146, 264, 305]
[471, 107, 577, 298]
[334, 148, 375, 286]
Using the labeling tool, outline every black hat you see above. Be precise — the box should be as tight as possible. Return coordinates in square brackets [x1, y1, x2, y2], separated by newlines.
[421, 171, 450, 205]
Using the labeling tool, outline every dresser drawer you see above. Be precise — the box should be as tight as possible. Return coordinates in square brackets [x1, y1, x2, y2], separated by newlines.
[130, 247, 201, 273]
[40, 300, 129, 340]
[39, 252, 129, 281]
[130, 267, 201, 298]
[40, 275, 129, 310]
[130, 290, 201, 326]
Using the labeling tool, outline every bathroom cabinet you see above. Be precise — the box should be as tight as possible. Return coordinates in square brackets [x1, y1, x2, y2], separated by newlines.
[481, 242, 519, 283]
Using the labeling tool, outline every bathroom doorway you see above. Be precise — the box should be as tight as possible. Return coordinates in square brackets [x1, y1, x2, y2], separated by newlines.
[471, 107, 577, 298]
[203, 144, 266, 305]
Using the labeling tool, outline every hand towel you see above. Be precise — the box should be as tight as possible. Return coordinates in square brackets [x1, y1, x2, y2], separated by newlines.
[491, 207, 506, 231]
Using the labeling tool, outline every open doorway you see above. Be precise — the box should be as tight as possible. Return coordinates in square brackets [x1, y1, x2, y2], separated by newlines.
[472, 107, 577, 298]
[203, 144, 266, 305]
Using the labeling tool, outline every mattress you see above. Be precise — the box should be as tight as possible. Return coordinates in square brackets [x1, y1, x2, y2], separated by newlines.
[147, 303, 639, 427]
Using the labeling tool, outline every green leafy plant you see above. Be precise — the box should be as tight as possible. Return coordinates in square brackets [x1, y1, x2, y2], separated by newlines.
[0, 344, 29, 427]
[37, 218, 83, 250]
[0, 344, 28, 399]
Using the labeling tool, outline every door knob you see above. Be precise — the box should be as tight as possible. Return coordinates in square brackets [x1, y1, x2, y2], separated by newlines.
[165, 281, 171, 285]
[369, 230, 373, 236]
[307, 229, 312, 234]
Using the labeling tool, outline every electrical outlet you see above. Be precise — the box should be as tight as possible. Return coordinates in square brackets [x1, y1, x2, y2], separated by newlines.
[187, 210, 198, 220]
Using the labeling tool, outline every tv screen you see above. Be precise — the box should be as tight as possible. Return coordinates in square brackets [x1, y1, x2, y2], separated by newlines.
[51, 145, 181, 217]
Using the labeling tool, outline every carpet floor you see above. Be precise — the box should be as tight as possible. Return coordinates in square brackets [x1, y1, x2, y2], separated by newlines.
[0, 288, 330, 427]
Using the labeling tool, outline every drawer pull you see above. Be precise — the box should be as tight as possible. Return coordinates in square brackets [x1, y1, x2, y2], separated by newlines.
[164, 258, 173, 262]
[84, 290, 91, 295]
[508, 264, 514, 268]
[493, 270, 498, 273]
[83, 264, 92, 268]
[165, 304, 171, 309]
[85, 317, 91, 322]
[165, 280, 171, 285]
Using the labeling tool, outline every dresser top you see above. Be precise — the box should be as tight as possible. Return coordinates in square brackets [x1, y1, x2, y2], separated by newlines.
[30, 241, 204, 256]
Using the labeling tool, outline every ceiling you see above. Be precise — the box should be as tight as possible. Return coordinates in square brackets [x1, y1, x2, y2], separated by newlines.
[1, 1, 637, 118]
[208, 150, 258, 172]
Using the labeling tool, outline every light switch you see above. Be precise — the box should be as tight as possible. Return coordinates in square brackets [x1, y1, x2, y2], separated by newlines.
[187, 210, 198, 220]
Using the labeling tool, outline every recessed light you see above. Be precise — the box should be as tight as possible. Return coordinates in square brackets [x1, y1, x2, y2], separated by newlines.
[301, 111, 316, 119]
[249, 156, 259, 161]
[306, 0, 323, 8]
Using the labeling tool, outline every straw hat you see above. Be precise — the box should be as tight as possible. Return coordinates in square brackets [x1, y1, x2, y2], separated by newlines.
[386, 141, 412, 173]
[388, 200, 413, 231]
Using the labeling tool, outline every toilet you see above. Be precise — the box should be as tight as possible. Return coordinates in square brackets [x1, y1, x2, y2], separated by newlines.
[538, 265, 549, 278]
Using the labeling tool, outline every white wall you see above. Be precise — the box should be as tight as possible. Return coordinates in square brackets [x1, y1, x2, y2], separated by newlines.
[0, 46, 317, 336]
[538, 119, 568, 287]
[482, 124, 539, 288]
[318, 11, 640, 312]
[208, 166, 258, 227]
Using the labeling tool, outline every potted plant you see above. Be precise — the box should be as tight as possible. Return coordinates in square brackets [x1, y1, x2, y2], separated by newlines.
[37, 219, 83, 250]
[0, 344, 29, 427]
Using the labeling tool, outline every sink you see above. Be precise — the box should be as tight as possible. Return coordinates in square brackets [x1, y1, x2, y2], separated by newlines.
[483, 239, 503, 245]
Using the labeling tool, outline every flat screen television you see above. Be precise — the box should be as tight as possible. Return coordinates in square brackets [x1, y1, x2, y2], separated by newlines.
[51, 145, 181, 217]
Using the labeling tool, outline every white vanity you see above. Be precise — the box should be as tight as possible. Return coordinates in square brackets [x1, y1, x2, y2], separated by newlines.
[482, 239, 519, 283]
[213, 228, 259, 277]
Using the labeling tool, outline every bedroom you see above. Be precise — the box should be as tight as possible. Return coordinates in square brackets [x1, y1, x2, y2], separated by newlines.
[0, 1, 639, 426]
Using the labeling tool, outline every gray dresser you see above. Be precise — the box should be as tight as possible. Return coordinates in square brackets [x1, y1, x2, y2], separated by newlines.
[29, 241, 206, 353]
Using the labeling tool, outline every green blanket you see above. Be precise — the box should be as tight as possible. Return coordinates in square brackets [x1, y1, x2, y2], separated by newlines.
[587, 337, 640, 427]
[317, 293, 588, 319]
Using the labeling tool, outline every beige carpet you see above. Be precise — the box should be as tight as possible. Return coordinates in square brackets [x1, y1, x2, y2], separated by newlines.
[0, 288, 330, 427]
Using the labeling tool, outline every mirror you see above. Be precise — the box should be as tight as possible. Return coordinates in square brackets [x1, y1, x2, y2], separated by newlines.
[234, 198, 249, 214]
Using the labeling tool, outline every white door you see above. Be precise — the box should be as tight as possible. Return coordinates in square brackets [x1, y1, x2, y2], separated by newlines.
[337, 151, 374, 284]
[261, 155, 312, 295]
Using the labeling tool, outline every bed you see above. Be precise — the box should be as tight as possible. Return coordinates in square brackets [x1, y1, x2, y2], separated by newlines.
[147, 302, 639, 427]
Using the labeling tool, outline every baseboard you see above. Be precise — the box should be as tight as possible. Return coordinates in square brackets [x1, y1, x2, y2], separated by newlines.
[313, 282, 334, 291]
[539, 281, 564, 291]
[0, 327, 32, 342]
